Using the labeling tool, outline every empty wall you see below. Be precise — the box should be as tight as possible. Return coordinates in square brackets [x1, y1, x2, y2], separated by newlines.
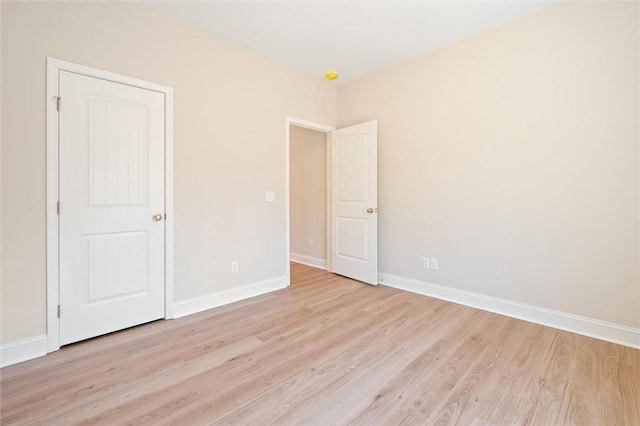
[289, 126, 327, 263]
[338, 1, 639, 329]
[0, 1, 337, 344]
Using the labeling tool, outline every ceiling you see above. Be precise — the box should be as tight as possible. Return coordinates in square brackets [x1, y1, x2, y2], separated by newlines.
[137, 1, 559, 84]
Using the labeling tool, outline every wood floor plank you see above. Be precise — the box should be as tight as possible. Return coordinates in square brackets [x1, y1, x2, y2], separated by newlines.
[1, 262, 638, 425]
[214, 299, 437, 425]
[379, 311, 504, 425]
[463, 321, 555, 425]
[80, 298, 398, 424]
[158, 299, 419, 425]
[265, 302, 456, 425]
[425, 316, 523, 425]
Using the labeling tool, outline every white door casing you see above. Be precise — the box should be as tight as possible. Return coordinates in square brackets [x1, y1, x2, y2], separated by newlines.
[47, 58, 174, 351]
[330, 120, 378, 285]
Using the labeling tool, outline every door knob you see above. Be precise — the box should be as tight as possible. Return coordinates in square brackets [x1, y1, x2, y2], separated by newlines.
[152, 214, 164, 221]
[367, 208, 374, 213]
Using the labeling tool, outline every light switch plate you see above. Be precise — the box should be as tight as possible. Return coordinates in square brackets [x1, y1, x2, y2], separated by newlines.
[265, 191, 275, 202]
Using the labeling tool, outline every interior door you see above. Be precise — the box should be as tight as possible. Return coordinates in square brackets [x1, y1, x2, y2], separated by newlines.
[330, 120, 378, 285]
[59, 71, 165, 345]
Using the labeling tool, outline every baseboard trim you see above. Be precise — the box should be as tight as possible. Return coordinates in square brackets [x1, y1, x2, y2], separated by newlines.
[5, 274, 635, 367]
[290, 253, 327, 270]
[172, 276, 288, 318]
[378, 273, 640, 349]
[1, 334, 48, 367]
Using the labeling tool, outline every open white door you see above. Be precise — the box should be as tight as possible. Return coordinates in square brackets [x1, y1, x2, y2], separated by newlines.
[330, 120, 378, 285]
[58, 70, 166, 345]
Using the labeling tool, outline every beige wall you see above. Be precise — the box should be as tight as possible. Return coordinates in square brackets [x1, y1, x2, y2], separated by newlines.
[0, 1, 337, 344]
[289, 126, 327, 261]
[338, 2, 639, 328]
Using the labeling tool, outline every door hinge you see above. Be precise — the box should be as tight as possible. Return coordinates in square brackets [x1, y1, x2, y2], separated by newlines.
[57, 305, 61, 318]
[56, 97, 61, 112]
[57, 201, 60, 215]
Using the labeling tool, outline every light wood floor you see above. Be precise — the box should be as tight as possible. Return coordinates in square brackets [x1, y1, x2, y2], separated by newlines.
[1, 263, 639, 425]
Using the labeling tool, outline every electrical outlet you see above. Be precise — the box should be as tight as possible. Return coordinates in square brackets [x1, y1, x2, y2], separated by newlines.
[231, 261, 239, 273]
[265, 191, 275, 202]
[422, 257, 431, 270]
[430, 258, 439, 271]
[308, 238, 314, 248]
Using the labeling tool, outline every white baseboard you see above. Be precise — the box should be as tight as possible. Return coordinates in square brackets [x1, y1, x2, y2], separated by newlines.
[172, 276, 288, 318]
[5, 274, 635, 367]
[378, 273, 640, 349]
[1, 334, 48, 367]
[290, 253, 327, 270]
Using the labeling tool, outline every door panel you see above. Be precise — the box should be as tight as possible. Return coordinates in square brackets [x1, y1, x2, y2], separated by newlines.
[86, 231, 148, 301]
[59, 71, 165, 345]
[87, 97, 148, 206]
[336, 133, 369, 202]
[336, 217, 369, 261]
[330, 121, 378, 285]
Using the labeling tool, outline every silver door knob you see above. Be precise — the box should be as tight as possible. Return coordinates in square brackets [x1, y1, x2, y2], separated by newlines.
[367, 208, 374, 213]
[152, 214, 163, 221]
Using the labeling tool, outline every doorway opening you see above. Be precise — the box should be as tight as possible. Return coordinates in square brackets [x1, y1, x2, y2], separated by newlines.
[289, 125, 329, 269]
[285, 118, 333, 286]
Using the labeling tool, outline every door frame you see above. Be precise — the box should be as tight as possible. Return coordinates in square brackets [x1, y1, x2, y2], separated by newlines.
[285, 117, 334, 285]
[46, 57, 174, 352]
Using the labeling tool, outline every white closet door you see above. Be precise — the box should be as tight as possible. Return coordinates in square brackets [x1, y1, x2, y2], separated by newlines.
[59, 71, 165, 345]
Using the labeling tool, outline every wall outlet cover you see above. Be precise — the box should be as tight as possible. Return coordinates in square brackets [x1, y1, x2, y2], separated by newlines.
[422, 257, 431, 270]
[265, 191, 276, 202]
[430, 258, 439, 271]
